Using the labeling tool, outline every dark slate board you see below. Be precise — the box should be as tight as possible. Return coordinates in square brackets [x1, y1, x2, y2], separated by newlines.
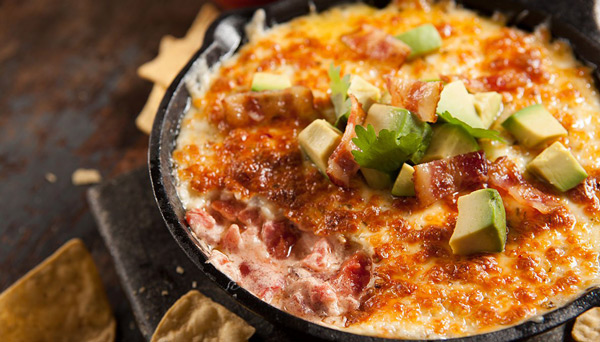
[87, 167, 573, 341]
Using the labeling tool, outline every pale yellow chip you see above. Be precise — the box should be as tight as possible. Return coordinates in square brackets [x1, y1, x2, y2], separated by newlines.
[573, 307, 600, 342]
[0, 239, 115, 342]
[137, 4, 219, 88]
[151, 290, 255, 342]
[135, 84, 167, 134]
[136, 4, 219, 135]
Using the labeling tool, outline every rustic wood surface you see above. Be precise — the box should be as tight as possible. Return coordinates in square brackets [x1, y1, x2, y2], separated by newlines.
[0, 0, 209, 340]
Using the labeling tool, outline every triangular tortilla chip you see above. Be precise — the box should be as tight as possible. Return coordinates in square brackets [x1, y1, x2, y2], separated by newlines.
[151, 290, 255, 342]
[137, 4, 219, 88]
[136, 84, 167, 134]
[0, 239, 115, 342]
[573, 307, 600, 342]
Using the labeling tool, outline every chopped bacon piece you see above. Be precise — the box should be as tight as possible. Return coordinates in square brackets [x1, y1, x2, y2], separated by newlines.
[238, 260, 285, 302]
[261, 219, 298, 259]
[221, 224, 242, 252]
[326, 95, 366, 187]
[237, 207, 265, 227]
[186, 208, 216, 230]
[285, 277, 341, 316]
[332, 251, 372, 297]
[187, 209, 224, 244]
[568, 177, 600, 214]
[301, 238, 338, 273]
[488, 157, 562, 214]
[341, 24, 411, 66]
[385, 76, 443, 122]
[210, 199, 245, 222]
[223, 86, 319, 127]
[413, 151, 489, 207]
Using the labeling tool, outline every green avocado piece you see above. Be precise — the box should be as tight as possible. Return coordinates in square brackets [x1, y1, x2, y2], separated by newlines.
[473, 92, 503, 128]
[251, 72, 292, 91]
[396, 23, 442, 58]
[348, 75, 381, 111]
[361, 168, 393, 190]
[391, 163, 415, 196]
[365, 104, 432, 164]
[298, 119, 342, 175]
[449, 189, 507, 256]
[421, 123, 479, 162]
[436, 81, 484, 129]
[501, 104, 567, 148]
[527, 142, 588, 192]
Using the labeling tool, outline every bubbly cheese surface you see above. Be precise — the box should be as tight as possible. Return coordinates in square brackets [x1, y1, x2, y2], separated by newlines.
[173, 1, 600, 338]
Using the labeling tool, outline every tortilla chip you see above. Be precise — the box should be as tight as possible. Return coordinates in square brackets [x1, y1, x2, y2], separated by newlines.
[185, 3, 220, 43]
[151, 290, 255, 342]
[135, 84, 167, 134]
[573, 307, 600, 342]
[137, 4, 219, 88]
[0, 239, 115, 342]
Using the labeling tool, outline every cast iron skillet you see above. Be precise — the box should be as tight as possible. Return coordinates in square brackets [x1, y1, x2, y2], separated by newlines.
[150, 0, 600, 340]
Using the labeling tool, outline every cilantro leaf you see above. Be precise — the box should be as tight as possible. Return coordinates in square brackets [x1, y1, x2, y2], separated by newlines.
[391, 108, 433, 163]
[351, 124, 422, 173]
[438, 111, 506, 143]
[328, 63, 351, 126]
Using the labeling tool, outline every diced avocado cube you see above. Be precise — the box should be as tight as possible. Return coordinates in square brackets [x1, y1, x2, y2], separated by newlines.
[421, 124, 479, 162]
[527, 142, 588, 192]
[391, 163, 415, 196]
[436, 81, 484, 129]
[251, 72, 292, 91]
[348, 75, 381, 111]
[473, 92, 503, 128]
[449, 189, 507, 255]
[365, 104, 432, 164]
[361, 168, 393, 190]
[396, 23, 442, 58]
[298, 119, 342, 175]
[365, 104, 404, 132]
[501, 104, 567, 148]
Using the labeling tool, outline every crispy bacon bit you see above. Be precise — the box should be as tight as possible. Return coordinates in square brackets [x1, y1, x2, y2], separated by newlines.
[488, 157, 561, 214]
[333, 252, 372, 297]
[210, 199, 245, 222]
[285, 277, 341, 316]
[385, 76, 443, 122]
[186, 209, 224, 245]
[237, 207, 265, 227]
[301, 238, 337, 272]
[186, 208, 216, 230]
[341, 24, 411, 65]
[568, 177, 600, 214]
[261, 219, 299, 259]
[238, 260, 285, 302]
[221, 224, 242, 252]
[413, 151, 489, 207]
[326, 95, 366, 187]
[223, 86, 318, 127]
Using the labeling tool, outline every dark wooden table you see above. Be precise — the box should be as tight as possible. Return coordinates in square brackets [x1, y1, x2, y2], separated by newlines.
[0, 0, 211, 340]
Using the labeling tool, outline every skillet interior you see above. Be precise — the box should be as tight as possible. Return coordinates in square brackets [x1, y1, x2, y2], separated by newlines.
[149, 0, 600, 340]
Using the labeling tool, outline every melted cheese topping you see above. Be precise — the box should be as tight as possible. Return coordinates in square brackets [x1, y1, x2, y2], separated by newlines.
[173, 1, 600, 338]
